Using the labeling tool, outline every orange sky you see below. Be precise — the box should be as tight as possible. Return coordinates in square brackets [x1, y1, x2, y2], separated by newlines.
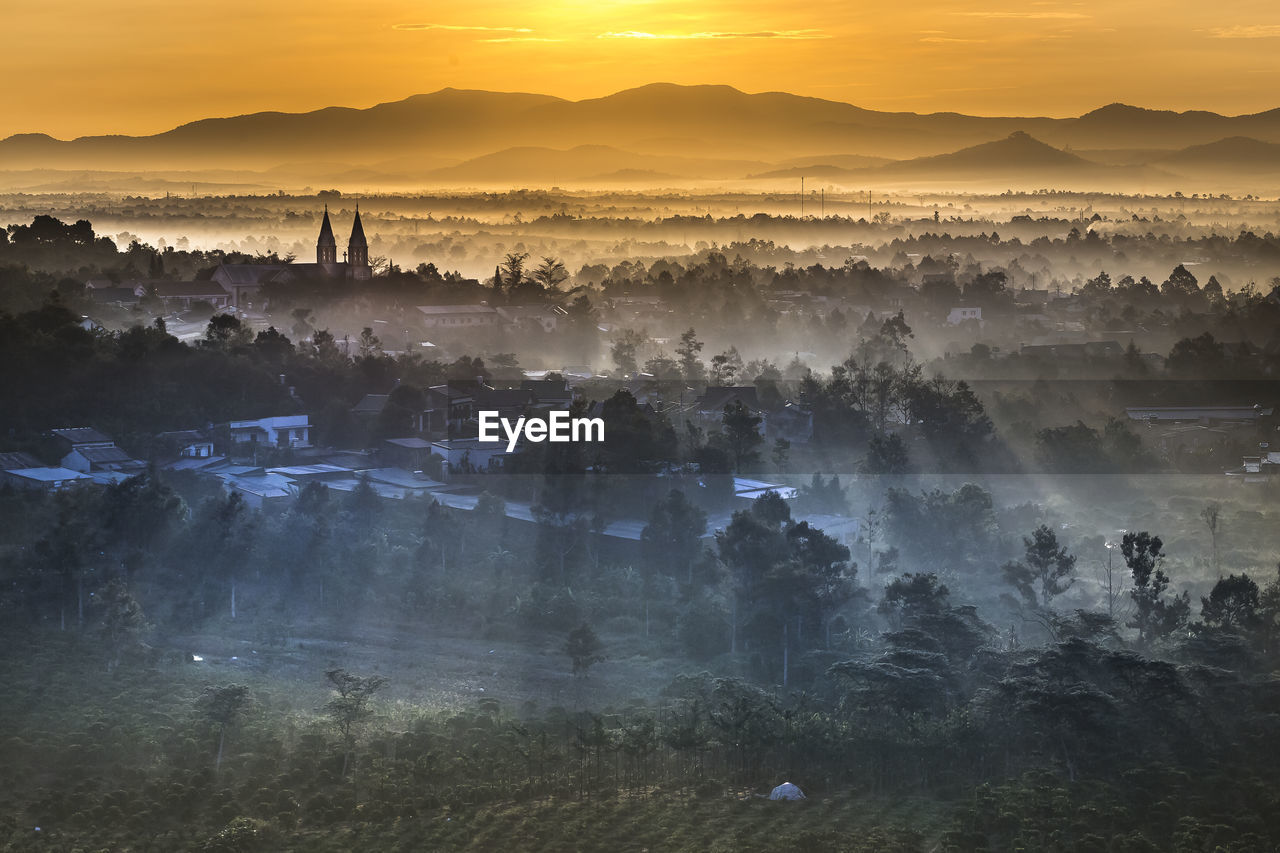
[4, 0, 1280, 138]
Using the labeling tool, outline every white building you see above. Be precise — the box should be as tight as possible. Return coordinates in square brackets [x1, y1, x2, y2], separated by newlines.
[417, 304, 501, 330]
[228, 415, 311, 449]
[947, 306, 983, 325]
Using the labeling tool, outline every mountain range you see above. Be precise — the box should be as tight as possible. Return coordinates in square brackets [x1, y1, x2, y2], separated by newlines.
[3, 83, 1279, 192]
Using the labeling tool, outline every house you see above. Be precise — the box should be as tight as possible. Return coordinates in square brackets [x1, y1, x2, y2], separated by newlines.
[768, 401, 814, 443]
[416, 304, 501, 330]
[61, 445, 145, 475]
[264, 464, 352, 483]
[48, 427, 144, 475]
[86, 284, 141, 307]
[0, 451, 42, 471]
[732, 477, 798, 504]
[157, 429, 215, 459]
[474, 387, 536, 421]
[430, 438, 513, 474]
[947, 306, 982, 325]
[49, 427, 114, 456]
[521, 378, 574, 409]
[1126, 405, 1274, 460]
[211, 466, 297, 509]
[1229, 451, 1280, 481]
[692, 387, 766, 430]
[350, 394, 389, 420]
[1020, 340, 1123, 360]
[1125, 405, 1273, 425]
[228, 415, 311, 449]
[382, 437, 438, 471]
[131, 280, 232, 310]
[423, 381, 488, 436]
[497, 304, 567, 332]
[4, 467, 92, 491]
[561, 365, 595, 380]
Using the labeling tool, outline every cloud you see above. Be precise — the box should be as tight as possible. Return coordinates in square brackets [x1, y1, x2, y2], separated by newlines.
[598, 29, 828, 40]
[1209, 25, 1280, 38]
[393, 24, 534, 33]
[952, 11, 1090, 19]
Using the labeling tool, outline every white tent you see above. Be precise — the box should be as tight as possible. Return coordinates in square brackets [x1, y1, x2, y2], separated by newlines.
[769, 782, 805, 801]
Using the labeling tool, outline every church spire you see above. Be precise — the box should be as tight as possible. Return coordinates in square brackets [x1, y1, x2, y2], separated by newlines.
[349, 203, 367, 248]
[316, 205, 336, 265]
[347, 203, 370, 279]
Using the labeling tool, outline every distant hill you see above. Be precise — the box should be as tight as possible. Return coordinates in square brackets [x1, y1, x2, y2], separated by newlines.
[855, 132, 1180, 190]
[1155, 136, 1280, 171]
[3, 84, 1279, 188]
[877, 131, 1091, 175]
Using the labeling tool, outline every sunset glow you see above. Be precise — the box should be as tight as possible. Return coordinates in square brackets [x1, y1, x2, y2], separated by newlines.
[4, 0, 1279, 138]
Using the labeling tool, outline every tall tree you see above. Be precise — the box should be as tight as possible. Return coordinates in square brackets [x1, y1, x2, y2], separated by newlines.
[1003, 524, 1077, 612]
[324, 668, 388, 778]
[675, 328, 705, 383]
[721, 399, 763, 472]
[1122, 531, 1190, 648]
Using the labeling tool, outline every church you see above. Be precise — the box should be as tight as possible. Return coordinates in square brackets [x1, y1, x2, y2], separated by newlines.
[211, 206, 372, 308]
[313, 205, 372, 281]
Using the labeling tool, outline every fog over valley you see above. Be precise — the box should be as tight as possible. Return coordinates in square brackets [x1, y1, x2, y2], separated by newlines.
[3, 82, 1280, 853]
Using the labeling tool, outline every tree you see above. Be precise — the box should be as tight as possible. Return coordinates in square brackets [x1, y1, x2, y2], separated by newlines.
[358, 326, 382, 358]
[1167, 332, 1225, 376]
[92, 579, 149, 672]
[324, 668, 388, 777]
[565, 623, 605, 677]
[531, 256, 569, 291]
[252, 326, 293, 362]
[610, 328, 647, 376]
[1122, 532, 1190, 648]
[878, 572, 949, 627]
[1200, 573, 1260, 632]
[1036, 421, 1107, 474]
[1161, 263, 1199, 298]
[721, 399, 763, 471]
[863, 432, 910, 475]
[675, 328, 705, 382]
[203, 313, 251, 349]
[1081, 270, 1112, 297]
[710, 347, 744, 385]
[796, 473, 846, 515]
[1003, 524, 1077, 612]
[1002, 525, 1078, 641]
[640, 490, 708, 583]
[498, 251, 530, 291]
[772, 437, 790, 470]
[1203, 274, 1225, 305]
[201, 684, 250, 772]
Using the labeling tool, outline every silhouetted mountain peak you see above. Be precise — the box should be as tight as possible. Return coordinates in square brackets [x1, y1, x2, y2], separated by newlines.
[1081, 103, 1152, 119]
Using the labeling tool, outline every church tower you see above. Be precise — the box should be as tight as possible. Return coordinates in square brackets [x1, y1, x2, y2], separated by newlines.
[316, 205, 337, 266]
[347, 204, 371, 280]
